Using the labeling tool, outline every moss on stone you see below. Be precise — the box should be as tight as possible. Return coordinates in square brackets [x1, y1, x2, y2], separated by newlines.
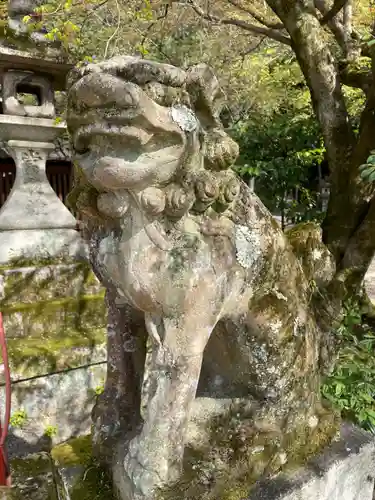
[0, 256, 85, 272]
[7, 329, 105, 375]
[0, 19, 59, 54]
[2, 291, 105, 314]
[283, 406, 341, 470]
[0, 260, 106, 375]
[64, 465, 114, 500]
[157, 404, 340, 500]
[11, 452, 53, 477]
[8, 452, 57, 500]
[52, 436, 115, 500]
[52, 435, 93, 466]
[1, 262, 99, 305]
[344, 56, 371, 76]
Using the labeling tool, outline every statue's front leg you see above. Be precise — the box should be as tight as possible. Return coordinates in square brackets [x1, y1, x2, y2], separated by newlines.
[118, 314, 214, 500]
[92, 289, 148, 464]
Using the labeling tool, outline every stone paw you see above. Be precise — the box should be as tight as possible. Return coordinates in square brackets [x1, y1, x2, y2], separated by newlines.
[124, 452, 164, 498]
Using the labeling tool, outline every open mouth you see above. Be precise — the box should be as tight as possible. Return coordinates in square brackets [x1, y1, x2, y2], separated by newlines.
[72, 123, 154, 154]
[72, 122, 185, 191]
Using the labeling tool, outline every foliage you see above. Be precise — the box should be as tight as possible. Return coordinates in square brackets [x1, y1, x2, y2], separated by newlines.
[230, 50, 325, 224]
[9, 409, 28, 429]
[20, 0, 158, 59]
[359, 150, 375, 183]
[89, 383, 105, 399]
[94, 384, 104, 396]
[322, 299, 375, 432]
[44, 424, 58, 438]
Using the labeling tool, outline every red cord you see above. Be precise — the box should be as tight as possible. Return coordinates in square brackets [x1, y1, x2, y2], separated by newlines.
[0, 312, 11, 486]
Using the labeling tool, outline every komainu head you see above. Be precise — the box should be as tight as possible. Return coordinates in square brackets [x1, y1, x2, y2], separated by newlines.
[66, 56, 240, 221]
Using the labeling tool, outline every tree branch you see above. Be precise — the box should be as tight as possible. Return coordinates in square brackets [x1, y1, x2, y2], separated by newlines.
[226, 0, 284, 30]
[339, 59, 373, 94]
[338, 193, 375, 291]
[315, 0, 359, 59]
[176, 0, 291, 45]
[343, 0, 352, 33]
[321, 0, 349, 25]
[315, 0, 347, 50]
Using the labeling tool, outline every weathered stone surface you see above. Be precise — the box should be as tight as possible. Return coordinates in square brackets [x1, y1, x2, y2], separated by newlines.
[2, 70, 55, 118]
[0, 115, 64, 143]
[66, 56, 339, 500]
[0, 47, 72, 91]
[0, 229, 86, 264]
[0, 140, 75, 231]
[2, 361, 106, 451]
[248, 424, 375, 500]
[364, 257, 375, 302]
[286, 222, 336, 287]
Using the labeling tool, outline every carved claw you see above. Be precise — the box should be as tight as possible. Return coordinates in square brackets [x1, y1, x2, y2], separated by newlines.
[144, 313, 162, 346]
[124, 436, 167, 498]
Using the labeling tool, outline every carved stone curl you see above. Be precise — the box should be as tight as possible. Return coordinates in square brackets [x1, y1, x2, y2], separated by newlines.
[66, 56, 336, 500]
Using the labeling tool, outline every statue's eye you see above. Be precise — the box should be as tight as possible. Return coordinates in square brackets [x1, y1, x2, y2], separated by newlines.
[170, 104, 198, 133]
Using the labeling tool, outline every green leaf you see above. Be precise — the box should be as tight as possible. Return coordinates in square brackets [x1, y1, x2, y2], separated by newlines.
[335, 382, 345, 396]
[365, 409, 375, 419]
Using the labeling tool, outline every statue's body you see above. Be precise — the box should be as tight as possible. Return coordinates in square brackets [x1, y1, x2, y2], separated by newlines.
[67, 57, 337, 500]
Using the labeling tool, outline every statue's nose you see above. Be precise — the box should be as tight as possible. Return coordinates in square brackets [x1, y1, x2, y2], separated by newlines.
[68, 72, 140, 111]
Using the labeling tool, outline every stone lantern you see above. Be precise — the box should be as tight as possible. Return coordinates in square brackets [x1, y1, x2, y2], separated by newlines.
[0, 39, 85, 262]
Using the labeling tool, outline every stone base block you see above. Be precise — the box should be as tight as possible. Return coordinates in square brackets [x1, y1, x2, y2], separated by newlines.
[0, 229, 88, 264]
[249, 424, 375, 500]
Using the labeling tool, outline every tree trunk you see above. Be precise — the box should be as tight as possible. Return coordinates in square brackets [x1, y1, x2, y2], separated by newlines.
[266, 0, 375, 291]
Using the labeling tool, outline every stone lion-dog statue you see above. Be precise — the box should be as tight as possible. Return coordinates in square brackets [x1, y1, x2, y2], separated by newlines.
[66, 56, 337, 500]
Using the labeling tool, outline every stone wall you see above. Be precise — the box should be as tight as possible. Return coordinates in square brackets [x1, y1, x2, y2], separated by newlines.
[0, 259, 107, 451]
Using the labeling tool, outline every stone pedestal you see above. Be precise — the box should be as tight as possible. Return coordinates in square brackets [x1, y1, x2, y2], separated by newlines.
[248, 424, 375, 500]
[0, 116, 86, 263]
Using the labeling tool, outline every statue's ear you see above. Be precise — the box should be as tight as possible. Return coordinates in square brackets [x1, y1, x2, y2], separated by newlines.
[202, 128, 239, 172]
